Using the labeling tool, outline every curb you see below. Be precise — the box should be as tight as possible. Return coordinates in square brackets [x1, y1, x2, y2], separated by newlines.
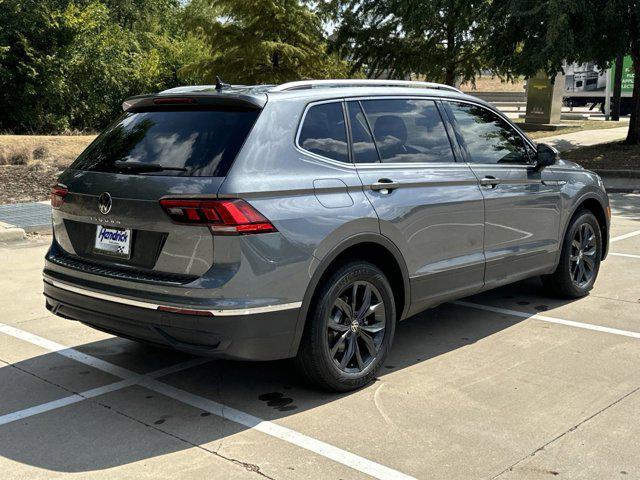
[0, 227, 26, 242]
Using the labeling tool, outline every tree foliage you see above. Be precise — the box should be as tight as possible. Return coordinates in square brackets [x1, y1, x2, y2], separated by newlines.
[488, 0, 640, 144]
[320, 0, 493, 85]
[181, 0, 352, 84]
[0, 0, 209, 133]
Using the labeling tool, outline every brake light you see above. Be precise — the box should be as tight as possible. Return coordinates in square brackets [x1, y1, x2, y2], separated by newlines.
[153, 97, 196, 105]
[159, 198, 277, 235]
[51, 185, 68, 208]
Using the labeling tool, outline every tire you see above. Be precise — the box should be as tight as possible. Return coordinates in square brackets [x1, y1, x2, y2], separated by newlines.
[295, 261, 396, 392]
[542, 210, 602, 298]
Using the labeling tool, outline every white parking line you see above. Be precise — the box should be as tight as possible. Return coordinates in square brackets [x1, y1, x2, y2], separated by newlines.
[0, 322, 416, 480]
[454, 301, 640, 339]
[0, 358, 206, 427]
[611, 229, 640, 243]
[609, 252, 640, 259]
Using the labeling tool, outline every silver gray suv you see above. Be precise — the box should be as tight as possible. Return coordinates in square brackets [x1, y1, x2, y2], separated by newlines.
[44, 80, 610, 391]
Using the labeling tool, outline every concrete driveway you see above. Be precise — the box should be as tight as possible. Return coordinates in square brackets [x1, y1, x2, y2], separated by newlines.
[1, 193, 639, 480]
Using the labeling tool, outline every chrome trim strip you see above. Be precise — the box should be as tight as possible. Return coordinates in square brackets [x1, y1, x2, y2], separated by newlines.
[45, 279, 302, 316]
[272, 79, 462, 93]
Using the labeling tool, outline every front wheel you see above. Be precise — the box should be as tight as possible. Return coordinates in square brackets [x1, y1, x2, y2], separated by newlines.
[542, 210, 602, 298]
[296, 261, 396, 392]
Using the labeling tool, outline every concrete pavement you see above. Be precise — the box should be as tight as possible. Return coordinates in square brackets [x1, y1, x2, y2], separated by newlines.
[0, 193, 639, 479]
[540, 127, 629, 152]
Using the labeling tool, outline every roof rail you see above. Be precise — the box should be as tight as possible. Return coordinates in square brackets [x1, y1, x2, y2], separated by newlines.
[270, 79, 462, 93]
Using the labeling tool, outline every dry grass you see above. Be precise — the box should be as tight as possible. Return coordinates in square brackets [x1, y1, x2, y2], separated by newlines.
[460, 76, 526, 93]
[0, 134, 95, 167]
[0, 135, 95, 204]
[515, 120, 629, 140]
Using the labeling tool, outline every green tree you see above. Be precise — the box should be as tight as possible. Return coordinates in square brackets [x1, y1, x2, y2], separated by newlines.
[181, 0, 351, 84]
[0, 0, 209, 133]
[488, 0, 640, 145]
[321, 0, 493, 85]
[0, 0, 75, 132]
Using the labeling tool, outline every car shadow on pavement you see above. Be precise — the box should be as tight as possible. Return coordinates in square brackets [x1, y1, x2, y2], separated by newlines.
[0, 278, 579, 473]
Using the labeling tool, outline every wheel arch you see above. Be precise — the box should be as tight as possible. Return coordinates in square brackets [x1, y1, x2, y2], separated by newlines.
[288, 233, 410, 357]
[564, 194, 609, 260]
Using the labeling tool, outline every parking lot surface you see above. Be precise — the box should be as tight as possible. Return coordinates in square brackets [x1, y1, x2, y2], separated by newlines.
[1, 193, 639, 480]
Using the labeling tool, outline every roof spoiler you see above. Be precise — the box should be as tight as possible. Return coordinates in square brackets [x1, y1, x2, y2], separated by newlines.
[122, 93, 266, 112]
[270, 79, 463, 93]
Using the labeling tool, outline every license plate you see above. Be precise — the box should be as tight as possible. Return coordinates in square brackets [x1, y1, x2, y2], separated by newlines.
[94, 225, 132, 258]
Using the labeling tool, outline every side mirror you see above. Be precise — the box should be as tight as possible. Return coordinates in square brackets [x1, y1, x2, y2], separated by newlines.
[533, 143, 559, 170]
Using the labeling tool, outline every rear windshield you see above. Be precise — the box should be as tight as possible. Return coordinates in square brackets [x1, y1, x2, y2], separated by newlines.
[70, 108, 260, 177]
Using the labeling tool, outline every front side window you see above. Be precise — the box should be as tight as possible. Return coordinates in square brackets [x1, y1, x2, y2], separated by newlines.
[359, 99, 455, 163]
[446, 102, 530, 165]
[298, 102, 349, 163]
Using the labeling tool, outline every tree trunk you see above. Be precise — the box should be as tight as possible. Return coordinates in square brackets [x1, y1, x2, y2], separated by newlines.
[444, 67, 456, 86]
[625, 7, 640, 144]
[612, 51, 624, 121]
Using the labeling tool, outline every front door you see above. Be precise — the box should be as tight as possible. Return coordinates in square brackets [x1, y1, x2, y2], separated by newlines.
[442, 100, 562, 289]
[348, 98, 486, 315]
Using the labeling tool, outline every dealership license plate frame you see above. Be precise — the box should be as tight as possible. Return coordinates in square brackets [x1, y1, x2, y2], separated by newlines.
[94, 225, 132, 259]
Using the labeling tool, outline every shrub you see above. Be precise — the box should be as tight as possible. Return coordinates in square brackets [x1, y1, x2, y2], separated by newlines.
[32, 145, 50, 159]
[8, 148, 31, 165]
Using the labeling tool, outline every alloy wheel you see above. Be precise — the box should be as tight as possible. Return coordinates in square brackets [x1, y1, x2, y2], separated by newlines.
[326, 281, 386, 374]
[570, 223, 598, 288]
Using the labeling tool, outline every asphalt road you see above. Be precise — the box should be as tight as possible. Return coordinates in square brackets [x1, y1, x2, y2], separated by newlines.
[1, 193, 639, 480]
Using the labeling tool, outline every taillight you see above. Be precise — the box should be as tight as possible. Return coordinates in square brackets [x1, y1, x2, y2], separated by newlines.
[159, 198, 277, 235]
[51, 185, 68, 209]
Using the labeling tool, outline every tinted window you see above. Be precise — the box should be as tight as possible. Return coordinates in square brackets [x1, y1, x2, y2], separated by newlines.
[299, 103, 349, 162]
[447, 102, 529, 164]
[71, 108, 259, 177]
[347, 101, 379, 163]
[360, 99, 455, 163]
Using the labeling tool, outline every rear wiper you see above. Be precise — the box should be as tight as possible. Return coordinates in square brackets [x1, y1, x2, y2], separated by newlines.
[113, 161, 188, 173]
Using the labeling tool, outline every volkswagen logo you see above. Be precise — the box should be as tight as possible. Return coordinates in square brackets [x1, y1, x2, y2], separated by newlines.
[98, 192, 112, 215]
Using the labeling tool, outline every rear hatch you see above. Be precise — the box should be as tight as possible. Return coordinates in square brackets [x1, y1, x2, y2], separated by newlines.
[49, 97, 262, 283]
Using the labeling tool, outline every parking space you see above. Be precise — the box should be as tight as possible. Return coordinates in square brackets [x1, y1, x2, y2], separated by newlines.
[1, 192, 639, 479]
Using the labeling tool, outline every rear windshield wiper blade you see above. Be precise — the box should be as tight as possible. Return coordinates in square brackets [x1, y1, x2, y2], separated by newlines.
[113, 161, 188, 173]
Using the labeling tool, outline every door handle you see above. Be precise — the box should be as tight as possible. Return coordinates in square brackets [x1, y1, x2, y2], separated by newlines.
[480, 176, 501, 188]
[371, 179, 400, 194]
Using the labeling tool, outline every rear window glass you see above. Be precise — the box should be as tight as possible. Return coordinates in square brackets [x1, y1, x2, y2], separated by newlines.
[298, 102, 349, 163]
[70, 108, 260, 177]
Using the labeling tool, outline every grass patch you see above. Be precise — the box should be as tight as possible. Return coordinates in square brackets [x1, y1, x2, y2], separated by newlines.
[562, 141, 640, 171]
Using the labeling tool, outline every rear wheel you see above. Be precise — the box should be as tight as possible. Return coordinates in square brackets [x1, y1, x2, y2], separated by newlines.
[296, 261, 395, 392]
[542, 210, 602, 298]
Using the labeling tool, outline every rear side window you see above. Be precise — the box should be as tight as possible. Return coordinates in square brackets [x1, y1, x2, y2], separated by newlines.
[298, 102, 349, 163]
[445, 102, 530, 164]
[70, 108, 260, 177]
[360, 99, 455, 163]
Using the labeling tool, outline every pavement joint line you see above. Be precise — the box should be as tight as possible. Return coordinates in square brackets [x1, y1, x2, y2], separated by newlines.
[0, 322, 416, 480]
[610, 229, 640, 243]
[491, 383, 640, 479]
[452, 301, 640, 339]
[0, 358, 208, 427]
[609, 252, 640, 259]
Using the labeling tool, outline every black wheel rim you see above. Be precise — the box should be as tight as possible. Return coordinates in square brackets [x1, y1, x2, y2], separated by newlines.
[326, 281, 386, 374]
[570, 223, 597, 288]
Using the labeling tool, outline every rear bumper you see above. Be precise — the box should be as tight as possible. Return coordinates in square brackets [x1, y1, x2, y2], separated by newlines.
[43, 280, 301, 361]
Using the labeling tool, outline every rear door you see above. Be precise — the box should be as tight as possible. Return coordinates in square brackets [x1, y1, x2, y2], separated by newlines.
[349, 97, 485, 314]
[442, 100, 562, 289]
[52, 105, 260, 280]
